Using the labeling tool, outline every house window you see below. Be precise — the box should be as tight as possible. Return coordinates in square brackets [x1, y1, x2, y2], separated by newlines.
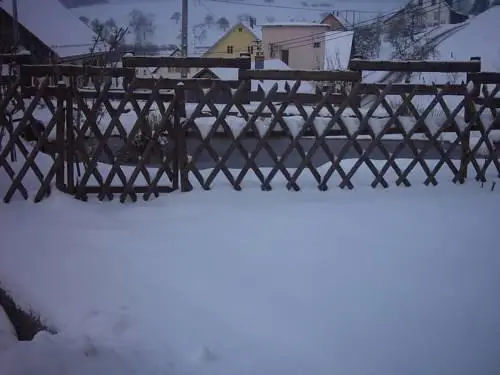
[313, 41, 321, 48]
[269, 44, 277, 58]
[248, 45, 254, 54]
[238, 27, 243, 32]
[227, 45, 234, 53]
[418, 0, 423, 5]
[280, 49, 289, 65]
[168, 67, 190, 73]
[434, 11, 439, 20]
[431, 0, 436, 4]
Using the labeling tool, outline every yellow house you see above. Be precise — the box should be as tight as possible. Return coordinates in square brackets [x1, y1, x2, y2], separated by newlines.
[202, 22, 262, 60]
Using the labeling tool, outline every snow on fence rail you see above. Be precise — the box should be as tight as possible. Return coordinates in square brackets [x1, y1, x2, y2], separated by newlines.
[0, 57, 499, 203]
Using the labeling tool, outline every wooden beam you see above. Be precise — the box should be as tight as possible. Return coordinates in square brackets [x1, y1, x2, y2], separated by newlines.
[468, 72, 500, 84]
[134, 78, 241, 90]
[122, 56, 251, 69]
[359, 83, 467, 95]
[349, 59, 481, 73]
[19, 65, 136, 77]
[239, 69, 361, 81]
[0, 53, 32, 65]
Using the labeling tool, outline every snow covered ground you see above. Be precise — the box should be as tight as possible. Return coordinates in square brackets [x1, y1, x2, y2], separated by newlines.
[1, 137, 500, 374]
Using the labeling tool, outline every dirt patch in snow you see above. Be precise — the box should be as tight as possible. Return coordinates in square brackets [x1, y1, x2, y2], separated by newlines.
[0, 286, 56, 340]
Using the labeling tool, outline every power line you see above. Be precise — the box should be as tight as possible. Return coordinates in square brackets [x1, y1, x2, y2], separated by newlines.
[205, 0, 335, 12]
[265, 0, 445, 49]
[205, 0, 398, 14]
[280, 3, 451, 51]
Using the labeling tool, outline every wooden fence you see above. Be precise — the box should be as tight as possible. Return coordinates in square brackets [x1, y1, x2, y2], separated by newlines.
[0, 56, 499, 203]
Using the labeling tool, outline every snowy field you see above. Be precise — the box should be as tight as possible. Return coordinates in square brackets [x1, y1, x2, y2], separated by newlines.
[1, 147, 500, 374]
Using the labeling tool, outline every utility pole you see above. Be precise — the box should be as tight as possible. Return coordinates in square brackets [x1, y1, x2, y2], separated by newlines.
[12, 0, 19, 51]
[181, 0, 188, 78]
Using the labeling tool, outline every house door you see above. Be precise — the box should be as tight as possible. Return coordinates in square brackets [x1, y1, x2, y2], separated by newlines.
[280, 49, 289, 65]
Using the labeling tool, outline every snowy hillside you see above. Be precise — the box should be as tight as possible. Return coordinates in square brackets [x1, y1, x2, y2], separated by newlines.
[70, 0, 403, 54]
[411, 5, 500, 84]
[434, 5, 500, 72]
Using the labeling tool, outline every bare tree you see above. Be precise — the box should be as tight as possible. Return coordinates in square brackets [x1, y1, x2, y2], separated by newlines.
[204, 14, 214, 25]
[353, 20, 382, 59]
[89, 18, 119, 43]
[129, 9, 156, 46]
[79, 15, 90, 25]
[386, 3, 426, 61]
[216, 17, 230, 31]
[170, 11, 181, 24]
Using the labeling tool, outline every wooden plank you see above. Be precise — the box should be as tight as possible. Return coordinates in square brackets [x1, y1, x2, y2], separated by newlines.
[360, 83, 467, 95]
[468, 72, 500, 84]
[239, 69, 361, 82]
[248, 90, 355, 105]
[21, 87, 174, 101]
[0, 53, 32, 65]
[19, 65, 136, 78]
[183, 123, 491, 139]
[474, 97, 500, 108]
[82, 185, 175, 194]
[134, 78, 241, 90]
[0, 76, 15, 85]
[122, 56, 251, 69]
[348, 59, 481, 73]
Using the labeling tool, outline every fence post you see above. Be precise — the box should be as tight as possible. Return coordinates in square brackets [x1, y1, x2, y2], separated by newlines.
[461, 56, 481, 182]
[174, 83, 192, 192]
[349, 55, 363, 108]
[66, 77, 75, 194]
[55, 82, 66, 191]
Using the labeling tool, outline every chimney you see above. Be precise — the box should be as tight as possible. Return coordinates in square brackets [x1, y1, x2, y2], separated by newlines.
[255, 53, 264, 69]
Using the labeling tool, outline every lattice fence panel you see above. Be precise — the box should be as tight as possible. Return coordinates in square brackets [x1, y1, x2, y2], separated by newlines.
[70, 77, 179, 202]
[182, 80, 499, 190]
[0, 77, 62, 202]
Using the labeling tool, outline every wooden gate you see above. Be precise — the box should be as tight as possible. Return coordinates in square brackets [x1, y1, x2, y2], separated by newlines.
[1, 64, 182, 203]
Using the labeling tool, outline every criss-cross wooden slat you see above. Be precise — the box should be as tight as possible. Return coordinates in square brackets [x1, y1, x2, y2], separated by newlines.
[341, 85, 410, 188]
[377, 88, 453, 186]
[401, 85, 486, 185]
[5, 62, 500, 202]
[0, 77, 56, 202]
[464, 83, 500, 181]
[184, 81, 243, 189]
[413, 88, 466, 184]
[115, 81, 176, 202]
[233, 83, 294, 191]
[3, 104, 63, 202]
[319, 83, 389, 189]
[260, 81, 324, 190]
[97, 79, 161, 202]
[285, 84, 358, 190]
[202, 81, 267, 190]
[74, 78, 140, 200]
[0, 79, 30, 200]
[280, 82, 324, 190]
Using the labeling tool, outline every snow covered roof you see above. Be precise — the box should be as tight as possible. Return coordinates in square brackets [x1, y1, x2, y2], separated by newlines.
[321, 13, 352, 29]
[324, 31, 354, 70]
[200, 22, 262, 56]
[195, 59, 315, 93]
[0, 0, 107, 58]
